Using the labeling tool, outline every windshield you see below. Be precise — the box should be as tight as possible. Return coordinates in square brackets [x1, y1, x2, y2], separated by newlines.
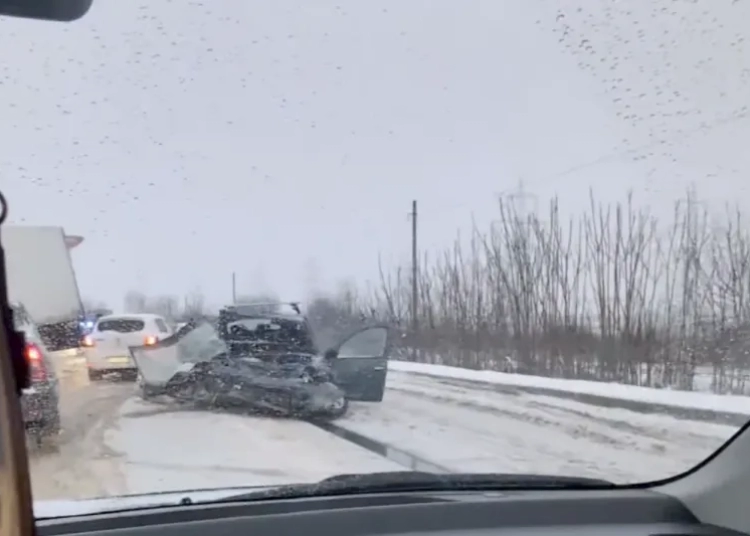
[96, 318, 146, 333]
[231, 303, 303, 316]
[4, 0, 749, 519]
[227, 318, 291, 334]
[224, 316, 314, 349]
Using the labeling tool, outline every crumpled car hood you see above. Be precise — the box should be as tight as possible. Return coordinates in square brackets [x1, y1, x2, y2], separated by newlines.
[34, 486, 273, 518]
[131, 321, 330, 388]
[232, 353, 329, 376]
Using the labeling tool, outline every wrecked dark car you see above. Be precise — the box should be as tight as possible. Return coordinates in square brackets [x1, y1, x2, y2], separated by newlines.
[218, 304, 391, 402]
[128, 312, 390, 420]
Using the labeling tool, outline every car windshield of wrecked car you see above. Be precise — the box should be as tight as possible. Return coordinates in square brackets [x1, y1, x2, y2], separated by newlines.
[228, 319, 309, 340]
[177, 322, 229, 362]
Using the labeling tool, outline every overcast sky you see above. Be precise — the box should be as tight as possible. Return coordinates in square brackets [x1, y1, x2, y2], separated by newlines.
[2, 0, 749, 308]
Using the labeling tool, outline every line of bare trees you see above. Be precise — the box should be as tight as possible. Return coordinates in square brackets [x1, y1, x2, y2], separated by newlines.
[328, 190, 750, 395]
[100, 188, 750, 395]
[120, 290, 209, 321]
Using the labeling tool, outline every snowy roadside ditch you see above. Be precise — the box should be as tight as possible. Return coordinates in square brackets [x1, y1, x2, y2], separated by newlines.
[389, 361, 750, 426]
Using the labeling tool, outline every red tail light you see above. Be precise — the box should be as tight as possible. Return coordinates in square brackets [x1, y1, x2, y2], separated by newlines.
[25, 343, 48, 382]
[144, 335, 158, 346]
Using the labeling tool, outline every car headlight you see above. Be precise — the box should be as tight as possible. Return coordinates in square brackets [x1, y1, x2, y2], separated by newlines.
[301, 366, 331, 383]
[314, 370, 333, 383]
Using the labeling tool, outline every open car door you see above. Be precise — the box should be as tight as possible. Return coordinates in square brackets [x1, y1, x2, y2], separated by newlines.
[327, 325, 390, 402]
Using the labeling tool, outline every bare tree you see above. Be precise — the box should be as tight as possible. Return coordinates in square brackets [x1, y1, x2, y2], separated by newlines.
[124, 290, 147, 313]
[122, 187, 750, 396]
[81, 298, 110, 312]
[234, 293, 282, 315]
[148, 295, 180, 321]
[183, 290, 206, 318]
[327, 188, 750, 395]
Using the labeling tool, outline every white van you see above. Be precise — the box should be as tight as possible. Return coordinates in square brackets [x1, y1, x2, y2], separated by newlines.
[83, 313, 172, 381]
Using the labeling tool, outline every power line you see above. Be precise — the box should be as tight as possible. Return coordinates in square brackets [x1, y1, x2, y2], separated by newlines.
[519, 107, 750, 194]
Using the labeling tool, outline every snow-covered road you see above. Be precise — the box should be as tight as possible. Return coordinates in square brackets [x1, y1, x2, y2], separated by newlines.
[340, 372, 733, 483]
[29, 354, 132, 500]
[28, 358, 738, 505]
[109, 397, 402, 494]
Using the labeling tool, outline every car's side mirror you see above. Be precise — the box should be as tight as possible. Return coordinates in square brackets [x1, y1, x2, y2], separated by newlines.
[0, 0, 94, 21]
[324, 348, 338, 360]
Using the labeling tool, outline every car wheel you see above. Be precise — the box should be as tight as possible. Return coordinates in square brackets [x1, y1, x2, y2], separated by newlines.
[88, 369, 102, 382]
[46, 409, 62, 435]
[369, 389, 385, 403]
[122, 369, 139, 382]
[32, 428, 43, 447]
[139, 384, 158, 400]
[325, 395, 349, 419]
[27, 426, 59, 454]
[137, 373, 155, 399]
[38, 433, 60, 454]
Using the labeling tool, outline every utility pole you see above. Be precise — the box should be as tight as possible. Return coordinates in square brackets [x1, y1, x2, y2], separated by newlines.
[409, 200, 418, 334]
[231, 272, 237, 304]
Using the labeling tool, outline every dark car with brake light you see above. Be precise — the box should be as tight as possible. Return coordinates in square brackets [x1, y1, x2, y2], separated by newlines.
[12, 302, 61, 447]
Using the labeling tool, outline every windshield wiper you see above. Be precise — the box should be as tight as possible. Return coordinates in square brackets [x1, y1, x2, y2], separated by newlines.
[215, 471, 615, 503]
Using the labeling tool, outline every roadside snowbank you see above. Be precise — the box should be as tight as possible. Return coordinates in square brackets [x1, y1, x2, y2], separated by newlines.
[389, 361, 750, 415]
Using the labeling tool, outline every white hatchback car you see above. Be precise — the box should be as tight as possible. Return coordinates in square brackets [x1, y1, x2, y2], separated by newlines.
[83, 313, 173, 381]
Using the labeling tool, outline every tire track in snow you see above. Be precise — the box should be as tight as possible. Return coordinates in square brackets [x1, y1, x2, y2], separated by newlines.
[106, 396, 406, 494]
[344, 391, 646, 482]
[112, 392, 447, 475]
[401, 370, 749, 426]
[523, 397, 725, 451]
[386, 385, 634, 450]
[331, 371, 734, 482]
[312, 419, 451, 473]
[387, 372, 731, 455]
[29, 380, 133, 501]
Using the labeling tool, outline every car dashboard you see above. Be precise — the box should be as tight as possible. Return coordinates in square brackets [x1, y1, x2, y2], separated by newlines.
[37, 488, 747, 536]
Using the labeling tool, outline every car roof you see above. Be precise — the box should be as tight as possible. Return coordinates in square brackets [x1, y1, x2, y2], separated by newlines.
[97, 313, 166, 322]
[221, 304, 305, 319]
[224, 301, 302, 311]
[221, 309, 306, 321]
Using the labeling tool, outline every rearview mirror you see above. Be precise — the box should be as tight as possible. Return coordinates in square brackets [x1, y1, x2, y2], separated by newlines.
[0, 0, 93, 21]
[324, 348, 338, 360]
